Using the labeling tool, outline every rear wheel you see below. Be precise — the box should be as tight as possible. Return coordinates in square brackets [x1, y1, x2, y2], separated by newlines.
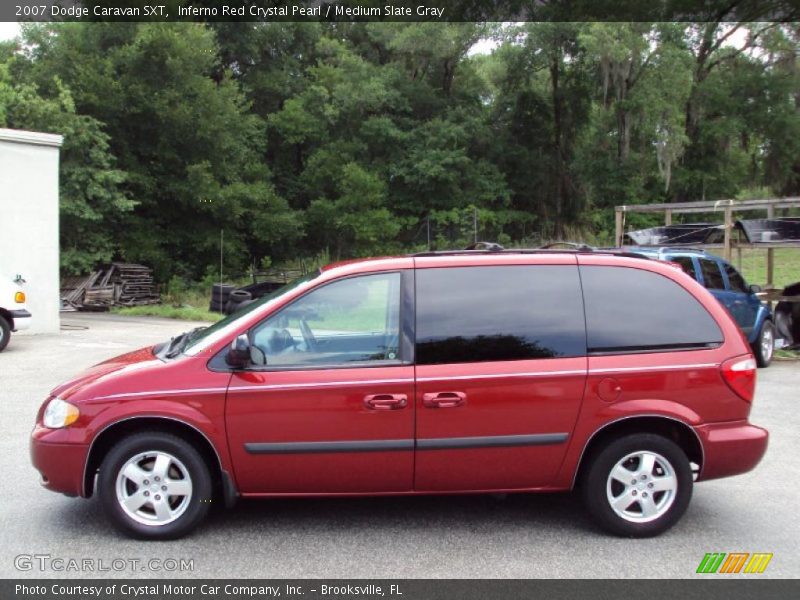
[752, 320, 775, 368]
[0, 316, 10, 352]
[582, 434, 692, 537]
[98, 432, 212, 539]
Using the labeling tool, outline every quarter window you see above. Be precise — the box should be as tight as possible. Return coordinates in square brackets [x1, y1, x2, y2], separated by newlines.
[581, 266, 723, 353]
[724, 263, 748, 293]
[670, 256, 698, 281]
[699, 258, 725, 290]
[250, 272, 402, 367]
[415, 265, 586, 365]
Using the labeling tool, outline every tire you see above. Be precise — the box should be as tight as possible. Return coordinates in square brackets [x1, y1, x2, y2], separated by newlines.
[581, 433, 692, 537]
[224, 299, 240, 315]
[0, 316, 10, 352]
[752, 320, 775, 368]
[228, 290, 252, 303]
[209, 284, 234, 306]
[209, 300, 224, 312]
[97, 432, 212, 540]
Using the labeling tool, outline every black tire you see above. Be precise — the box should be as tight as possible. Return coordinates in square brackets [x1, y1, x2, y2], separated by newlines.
[0, 316, 10, 352]
[209, 284, 234, 305]
[209, 300, 225, 312]
[752, 320, 775, 368]
[97, 432, 212, 540]
[228, 290, 252, 303]
[224, 299, 241, 315]
[581, 433, 693, 537]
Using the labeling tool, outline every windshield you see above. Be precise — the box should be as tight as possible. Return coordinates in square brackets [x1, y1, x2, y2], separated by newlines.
[180, 271, 320, 356]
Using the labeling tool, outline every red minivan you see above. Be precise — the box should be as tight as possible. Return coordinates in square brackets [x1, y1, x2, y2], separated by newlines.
[31, 249, 768, 539]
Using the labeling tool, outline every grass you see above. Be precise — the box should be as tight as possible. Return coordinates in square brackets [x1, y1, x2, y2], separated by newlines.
[112, 305, 223, 322]
[734, 248, 800, 289]
[775, 348, 800, 361]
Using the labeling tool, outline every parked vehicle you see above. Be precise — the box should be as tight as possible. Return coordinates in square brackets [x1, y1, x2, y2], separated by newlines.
[0, 274, 31, 352]
[626, 247, 775, 367]
[31, 249, 767, 539]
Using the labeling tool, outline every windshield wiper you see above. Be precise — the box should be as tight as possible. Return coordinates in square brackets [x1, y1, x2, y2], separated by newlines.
[165, 326, 207, 358]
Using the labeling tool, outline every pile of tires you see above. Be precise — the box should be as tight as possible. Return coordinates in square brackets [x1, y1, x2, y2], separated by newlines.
[224, 290, 254, 315]
[209, 283, 234, 313]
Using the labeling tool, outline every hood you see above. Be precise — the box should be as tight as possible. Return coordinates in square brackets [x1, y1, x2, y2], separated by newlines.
[49, 345, 162, 400]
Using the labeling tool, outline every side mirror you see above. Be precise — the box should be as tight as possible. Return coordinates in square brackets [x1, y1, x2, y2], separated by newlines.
[226, 334, 252, 369]
[749, 284, 762, 294]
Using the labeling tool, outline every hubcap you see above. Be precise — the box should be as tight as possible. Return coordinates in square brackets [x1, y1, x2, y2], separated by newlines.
[761, 326, 773, 362]
[606, 450, 677, 523]
[115, 451, 192, 526]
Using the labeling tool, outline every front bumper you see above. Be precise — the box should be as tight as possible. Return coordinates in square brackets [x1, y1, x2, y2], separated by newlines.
[10, 309, 31, 331]
[695, 420, 768, 481]
[30, 425, 89, 497]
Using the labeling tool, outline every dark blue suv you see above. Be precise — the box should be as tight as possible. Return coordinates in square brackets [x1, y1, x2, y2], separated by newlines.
[628, 247, 775, 367]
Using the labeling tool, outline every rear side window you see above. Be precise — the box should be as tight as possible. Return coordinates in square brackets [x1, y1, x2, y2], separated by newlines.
[724, 263, 748, 293]
[699, 258, 725, 290]
[670, 256, 698, 281]
[415, 265, 585, 365]
[581, 266, 723, 353]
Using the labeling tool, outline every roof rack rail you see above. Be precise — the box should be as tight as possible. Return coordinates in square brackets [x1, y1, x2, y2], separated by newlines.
[464, 241, 505, 251]
[411, 241, 654, 261]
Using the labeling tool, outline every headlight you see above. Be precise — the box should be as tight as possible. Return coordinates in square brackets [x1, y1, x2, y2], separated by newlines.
[43, 398, 80, 429]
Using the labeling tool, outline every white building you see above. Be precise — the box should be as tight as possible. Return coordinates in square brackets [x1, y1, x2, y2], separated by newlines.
[0, 128, 63, 334]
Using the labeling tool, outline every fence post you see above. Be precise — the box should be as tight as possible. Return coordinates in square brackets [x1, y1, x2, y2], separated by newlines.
[615, 208, 624, 247]
[723, 205, 733, 262]
[766, 203, 775, 287]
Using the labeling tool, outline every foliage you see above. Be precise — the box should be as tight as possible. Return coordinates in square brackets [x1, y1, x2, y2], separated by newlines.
[1, 22, 798, 279]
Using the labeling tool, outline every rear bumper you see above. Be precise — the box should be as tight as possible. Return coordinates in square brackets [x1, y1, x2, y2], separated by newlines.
[9, 309, 31, 331]
[695, 420, 768, 481]
[30, 425, 88, 497]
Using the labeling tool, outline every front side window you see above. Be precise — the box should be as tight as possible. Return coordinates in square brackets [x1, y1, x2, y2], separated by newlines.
[699, 258, 725, 290]
[415, 265, 586, 365]
[250, 272, 402, 368]
[581, 266, 723, 353]
[724, 263, 748, 293]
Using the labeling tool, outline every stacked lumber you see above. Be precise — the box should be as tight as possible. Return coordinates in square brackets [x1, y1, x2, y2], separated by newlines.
[61, 263, 159, 310]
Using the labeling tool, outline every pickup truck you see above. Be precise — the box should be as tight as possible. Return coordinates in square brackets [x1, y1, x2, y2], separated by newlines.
[0, 275, 31, 352]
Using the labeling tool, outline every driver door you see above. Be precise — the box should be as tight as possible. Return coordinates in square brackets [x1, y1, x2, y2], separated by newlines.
[225, 267, 415, 494]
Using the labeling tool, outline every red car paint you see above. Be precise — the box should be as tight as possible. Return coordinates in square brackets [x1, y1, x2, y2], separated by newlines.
[31, 252, 767, 505]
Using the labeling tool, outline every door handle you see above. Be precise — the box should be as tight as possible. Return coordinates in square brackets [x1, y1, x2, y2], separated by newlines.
[363, 394, 407, 410]
[422, 391, 467, 408]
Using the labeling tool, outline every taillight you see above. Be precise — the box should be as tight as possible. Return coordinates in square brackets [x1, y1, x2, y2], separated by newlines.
[721, 355, 757, 402]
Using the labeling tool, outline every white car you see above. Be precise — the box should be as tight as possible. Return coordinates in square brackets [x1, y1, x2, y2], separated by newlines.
[0, 275, 31, 352]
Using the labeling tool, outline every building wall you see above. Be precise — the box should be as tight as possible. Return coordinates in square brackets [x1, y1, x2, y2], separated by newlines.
[0, 128, 63, 334]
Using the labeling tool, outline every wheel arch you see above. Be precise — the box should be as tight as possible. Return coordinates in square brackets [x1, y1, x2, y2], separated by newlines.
[83, 416, 237, 506]
[573, 415, 703, 489]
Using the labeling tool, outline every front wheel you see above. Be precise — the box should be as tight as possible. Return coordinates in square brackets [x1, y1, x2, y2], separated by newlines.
[582, 434, 693, 537]
[752, 320, 775, 368]
[0, 316, 10, 352]
[98, 432, 212, 539]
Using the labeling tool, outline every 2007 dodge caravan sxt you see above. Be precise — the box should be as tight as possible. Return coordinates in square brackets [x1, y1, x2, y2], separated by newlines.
[31, 248, 768, 539]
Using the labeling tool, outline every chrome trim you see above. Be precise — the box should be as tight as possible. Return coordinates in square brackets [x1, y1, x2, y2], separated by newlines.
[588, 363, 718, 374]
[82, 415, 228, 498]
[228, 379, 413, 393]
[417, 370, 585, 382]
[93, 387, 227, 401]
[570, 414, 705, 489]
[94, 364, 718, 400]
